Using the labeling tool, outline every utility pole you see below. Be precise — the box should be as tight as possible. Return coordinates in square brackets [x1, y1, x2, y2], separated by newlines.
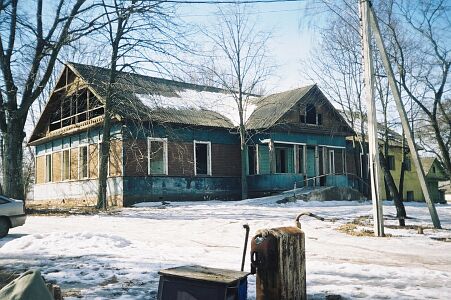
[360, 0, 384, 236]
[367, 3, 441, 229]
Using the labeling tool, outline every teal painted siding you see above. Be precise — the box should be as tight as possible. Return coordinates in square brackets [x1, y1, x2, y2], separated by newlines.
[35, 124, 123, 155]
[258, 145, 270, 174]
[125, 122, 239, 145]
[250, 132, 346, 147]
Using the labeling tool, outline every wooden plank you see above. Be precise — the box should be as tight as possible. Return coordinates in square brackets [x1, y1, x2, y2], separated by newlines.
[368, 4, 441, 228]
[159, 265, 249, 284]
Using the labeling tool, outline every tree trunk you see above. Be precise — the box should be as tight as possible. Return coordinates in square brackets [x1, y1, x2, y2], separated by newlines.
[239, 124, 248, 200]
[2, 117, 26, 200]
[431, 119, 451, 179]
[380, 152, 406, 226]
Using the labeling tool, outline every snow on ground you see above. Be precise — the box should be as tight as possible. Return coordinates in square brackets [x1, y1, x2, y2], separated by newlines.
[1, 196, 451, 299]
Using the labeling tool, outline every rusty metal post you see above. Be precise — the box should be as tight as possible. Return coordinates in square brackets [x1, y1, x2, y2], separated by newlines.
[251, 227, 306, 300]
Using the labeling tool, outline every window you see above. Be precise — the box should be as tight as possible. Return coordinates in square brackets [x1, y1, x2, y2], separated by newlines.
[306, 104, 316, 125]
[301, 104, 322, 125]
[387, 155, 395, 170]
[0, 196, 9, 204]
[62, 149, 70, 180]
[79, 145, 88, 179]
[275, 147, 293, 173]
[45, 154, 52, 182]
[248, 145, 258, 175]
[406, 191, 414, 201]
[432, 166, 436, 173]
[404, 158, 411, 171]
[148, 138, 168, 175]
[329, 150, 335, 174]
[194, 141, 211, 176]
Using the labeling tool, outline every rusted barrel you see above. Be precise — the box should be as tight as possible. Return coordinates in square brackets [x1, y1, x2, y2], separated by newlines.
[250, 226, 306, 300]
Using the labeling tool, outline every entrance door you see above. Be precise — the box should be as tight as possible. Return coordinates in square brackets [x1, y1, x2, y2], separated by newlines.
[306, 146, 316, 186]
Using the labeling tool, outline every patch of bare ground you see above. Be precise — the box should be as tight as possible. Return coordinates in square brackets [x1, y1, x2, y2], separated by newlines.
[26, 203, 120, 216]
[337, 216, 393, 237]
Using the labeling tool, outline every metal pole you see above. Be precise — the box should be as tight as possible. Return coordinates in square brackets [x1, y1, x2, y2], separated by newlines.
[241, 224, 250, 271]
[360, 0, 384, 236]
[367, 4, 441, 228]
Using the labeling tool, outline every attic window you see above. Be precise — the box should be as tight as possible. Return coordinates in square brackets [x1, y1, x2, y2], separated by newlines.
[432, 166, 436, 173]
[300, 104, 322, 125]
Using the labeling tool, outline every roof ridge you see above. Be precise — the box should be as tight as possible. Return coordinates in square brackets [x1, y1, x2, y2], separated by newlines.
[66, 61, 229, 94]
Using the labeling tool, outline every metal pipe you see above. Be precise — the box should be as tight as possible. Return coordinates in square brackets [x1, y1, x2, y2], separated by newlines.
[241, 224, 250, 272]
[295, 212, 324, 229]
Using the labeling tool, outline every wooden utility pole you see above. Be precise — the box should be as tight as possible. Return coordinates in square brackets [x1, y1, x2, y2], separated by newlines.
[367, 3, 441, 229]
[360, 0, 384, 236]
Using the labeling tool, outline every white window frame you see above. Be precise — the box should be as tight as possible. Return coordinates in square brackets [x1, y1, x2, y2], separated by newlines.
[45, 153, 52, 182]
[329, 149, 335, 174]
[148, 137, 168, 175]
[78, 144, 89, 179]
[194, 140, 211, 176]
[61, 149, 71, 181]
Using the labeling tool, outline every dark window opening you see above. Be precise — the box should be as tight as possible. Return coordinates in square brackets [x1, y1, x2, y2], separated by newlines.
[276, 148, 288, 173]
[432, 166, 436, 173]
[404, 158, 411, 171]
[317, 113, 322, 125]
[387, 155, 395, 170]
[248, 146, 257, 175]
[195, 143, 209, 175]
[306, 104, 316, 124]
[406, 191, 414, 201]
[300, 115, 305, 123]
[298, 146, 305, 174]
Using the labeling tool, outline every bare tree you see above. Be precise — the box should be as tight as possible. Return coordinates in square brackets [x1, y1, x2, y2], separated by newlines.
[96, 0, 188, 209]
[201, 4, 273, 199]
[0, 0, 102, 199]
[380, 0, 451, 179]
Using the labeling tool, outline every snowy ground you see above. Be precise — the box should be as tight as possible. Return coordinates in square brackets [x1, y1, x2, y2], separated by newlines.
[1, 195, 451, 299]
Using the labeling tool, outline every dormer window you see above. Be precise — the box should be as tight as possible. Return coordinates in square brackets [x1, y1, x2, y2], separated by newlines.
[300, 104, 322, 125]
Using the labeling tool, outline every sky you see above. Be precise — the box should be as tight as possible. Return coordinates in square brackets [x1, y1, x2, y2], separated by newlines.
[177, 1, 321, 93]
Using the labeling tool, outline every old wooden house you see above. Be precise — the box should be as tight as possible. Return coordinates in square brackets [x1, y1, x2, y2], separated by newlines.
[29, 63, 242, 206]
[30, 63, 356, 206]
[244, 85, 354, 196]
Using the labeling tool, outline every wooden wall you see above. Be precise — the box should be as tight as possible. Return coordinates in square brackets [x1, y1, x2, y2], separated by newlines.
[35, 139, 122, 184]
[123, 139, 241, 177]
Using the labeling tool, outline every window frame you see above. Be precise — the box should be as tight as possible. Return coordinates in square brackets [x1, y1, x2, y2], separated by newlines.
[61, 149, 71, 181]
[329, 149, 335, 174]
[45, 153, 53, 182]
[78, 144, 89, 179]
[147, 137, 168, 176]
[194, 140, 212, 176]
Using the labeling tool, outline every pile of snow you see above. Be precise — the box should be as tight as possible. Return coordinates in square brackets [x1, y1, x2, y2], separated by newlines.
[1, 197, 450, 299]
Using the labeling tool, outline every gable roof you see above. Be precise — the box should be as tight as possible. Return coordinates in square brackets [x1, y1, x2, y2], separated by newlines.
[29, 63, 240, 144]
[421, 157, 448, 180]
[66, 62, 235, 128]
[246, 84, 353, 134]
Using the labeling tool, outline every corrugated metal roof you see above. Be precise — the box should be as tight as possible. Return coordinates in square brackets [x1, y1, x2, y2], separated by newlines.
[67, 62, 234, 128]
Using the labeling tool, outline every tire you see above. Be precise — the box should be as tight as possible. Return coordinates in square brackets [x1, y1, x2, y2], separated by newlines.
[0, 218, 9, 238]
